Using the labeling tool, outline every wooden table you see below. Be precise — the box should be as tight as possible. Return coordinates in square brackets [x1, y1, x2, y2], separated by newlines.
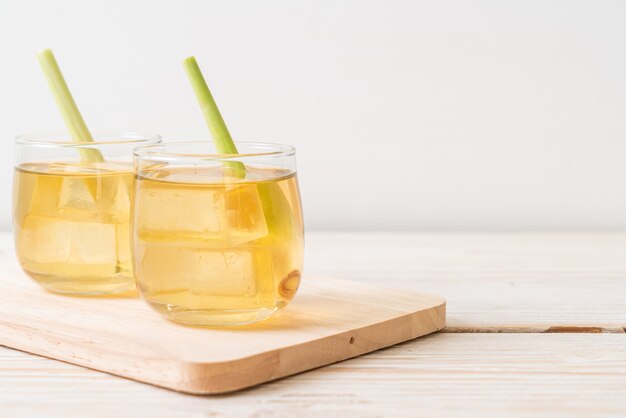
[2, 232, 626, 417]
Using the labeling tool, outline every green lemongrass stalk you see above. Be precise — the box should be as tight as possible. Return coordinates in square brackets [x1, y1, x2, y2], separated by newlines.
[37, 49, 104, 163]
[183, 56, 245, 178]
[182, 56, 294, 240]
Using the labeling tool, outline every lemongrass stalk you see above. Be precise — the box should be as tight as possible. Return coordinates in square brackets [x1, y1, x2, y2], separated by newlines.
[37, 49, 104, 162]
[182, 56, 294, 241]
[183, 56, 245, 178]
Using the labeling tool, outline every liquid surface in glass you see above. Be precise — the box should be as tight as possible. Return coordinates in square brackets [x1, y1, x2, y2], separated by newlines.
[133, 165, 304, 326]
[13, 161, 134, 295]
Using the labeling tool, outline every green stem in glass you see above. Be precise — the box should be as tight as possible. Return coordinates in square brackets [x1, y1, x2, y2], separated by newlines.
[183, 56, 245, 178]
[37, 49, 104, 163]
[182, 56, 294, 241]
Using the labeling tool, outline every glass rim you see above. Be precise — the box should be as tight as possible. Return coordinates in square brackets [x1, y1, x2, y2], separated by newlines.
[133, 140, 296, 161]
[14, 131, 162, 147]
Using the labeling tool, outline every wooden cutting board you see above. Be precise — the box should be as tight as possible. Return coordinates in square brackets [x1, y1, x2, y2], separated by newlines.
[0, 249, 445, 394]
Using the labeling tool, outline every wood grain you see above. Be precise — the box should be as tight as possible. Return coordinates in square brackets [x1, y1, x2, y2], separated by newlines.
[2, 231, 626, 416]
[4, 231, 625, 333]
[0, 242, 445, 394]
[2, 334, 626, 417]
[304, 232, 626, 332]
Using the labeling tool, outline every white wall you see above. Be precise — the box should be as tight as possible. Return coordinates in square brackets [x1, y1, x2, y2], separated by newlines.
[1, 0, 625, 231]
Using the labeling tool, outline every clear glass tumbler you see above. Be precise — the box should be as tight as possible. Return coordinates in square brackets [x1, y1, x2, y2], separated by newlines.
[132, 141, 304, 326]
[13, 131, 161, 295]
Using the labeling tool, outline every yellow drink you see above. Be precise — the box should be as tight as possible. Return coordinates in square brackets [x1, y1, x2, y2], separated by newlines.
[13, 161, 134, 295]
[133, 165, 304, 326]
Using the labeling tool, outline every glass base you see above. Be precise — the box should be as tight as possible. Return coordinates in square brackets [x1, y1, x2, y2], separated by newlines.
[24, 270, 136, 297]
[147, 301, 280, 327]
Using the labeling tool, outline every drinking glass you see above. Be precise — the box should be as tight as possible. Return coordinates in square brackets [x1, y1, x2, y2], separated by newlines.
[13, 131, 161, 295]
[132, 141, 304, 326]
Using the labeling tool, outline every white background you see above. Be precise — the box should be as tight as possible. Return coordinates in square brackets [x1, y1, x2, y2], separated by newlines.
[1, 0, 625, 231]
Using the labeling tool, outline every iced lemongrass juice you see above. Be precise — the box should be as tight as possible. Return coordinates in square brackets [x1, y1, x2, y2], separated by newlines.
[14, 161, 134, 294]
[133, 163, 304, 326]
[17, 50, 160, 295]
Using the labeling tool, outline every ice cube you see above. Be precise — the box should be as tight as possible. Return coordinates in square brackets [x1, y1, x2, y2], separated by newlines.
[18, 214, 117, 276]
[54, 168, 132, 224]
[116, 223, 131, 266]
[136, 184, 221, 231]
[136, 183, 268, 247]
[223, 184, 267, 233]
[98, 173, 131, 219]
[136, 244, 273, 297]
[27, 175, 63, 216]
[58, 176, 98, 214]
[111, 174, 132, 217]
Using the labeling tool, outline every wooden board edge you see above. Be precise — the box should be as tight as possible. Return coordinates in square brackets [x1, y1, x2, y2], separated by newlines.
[0, 295, 446, 396]
[173, 299, 446, 394]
